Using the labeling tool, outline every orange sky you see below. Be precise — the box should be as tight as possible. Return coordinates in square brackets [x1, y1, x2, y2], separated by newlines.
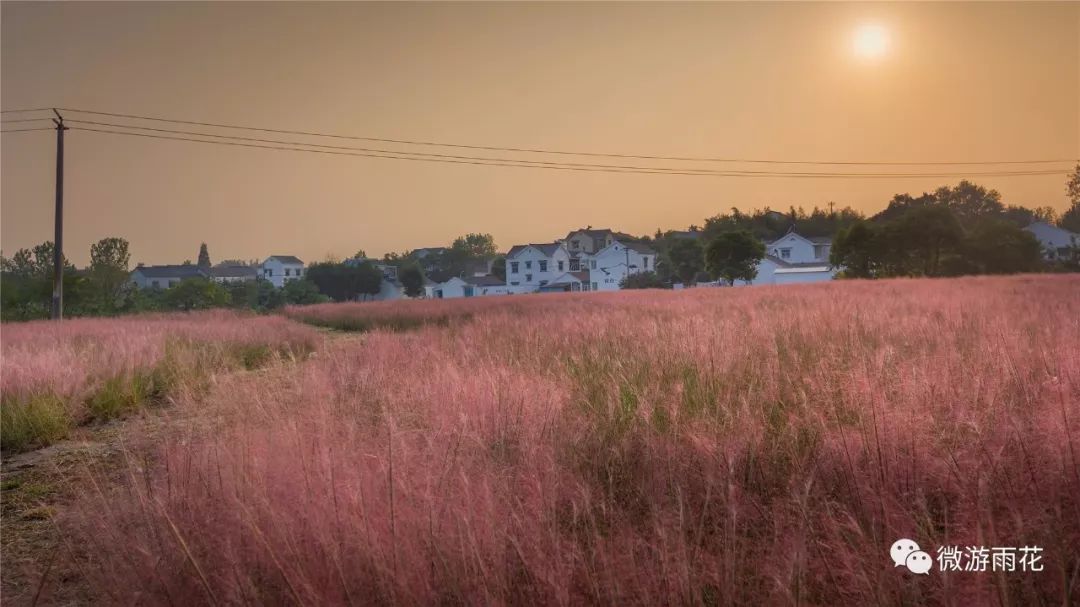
[2, 2, 1078, 266]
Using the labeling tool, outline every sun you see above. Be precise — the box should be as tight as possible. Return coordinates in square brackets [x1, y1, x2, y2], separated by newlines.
[852, 23, 889, 60]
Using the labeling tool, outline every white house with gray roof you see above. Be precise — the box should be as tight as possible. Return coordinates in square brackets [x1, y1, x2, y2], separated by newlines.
[431, 275, 509, 299]
[505, 242, 571, 293]
[1024, 221, 1079, 260]
[261, 255, 305, 288]
[130, 264, 208, 289]
[586, 240, 657, 291]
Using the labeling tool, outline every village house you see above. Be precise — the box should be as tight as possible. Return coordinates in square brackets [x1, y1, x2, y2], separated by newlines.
[260, 255, 305, 288]
[129, 264, 208, 289]
[1024, 221, 1079, 260]
[504, 243, 572, 293]
[586, 240, 657, 291]
[754, 228, 835, 284]
[431, 275, 509, 298]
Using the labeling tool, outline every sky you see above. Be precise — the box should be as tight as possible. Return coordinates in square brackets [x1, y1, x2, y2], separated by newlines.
[2, 2, 1078, 266]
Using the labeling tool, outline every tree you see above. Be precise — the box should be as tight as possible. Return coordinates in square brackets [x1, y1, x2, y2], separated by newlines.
[619, 271, 666, 289]
[354, 249, 368, 260]
[197, 243, 211, 271]
[965, 219, 1043, 275]
[665, 238, 705, 284]
[1062, 164, 1080, 233]
[891, 205, 964, 276]
[87, 237, 133, 314]
[306, 261, 382, 301]
[283, 279, 329, 305]
[399, 264, 425, 298]
[162, 278, 230, 311]
[831, 221, 879, 278]
[451, 233, 498, 258]
[704, 230, 765, 285]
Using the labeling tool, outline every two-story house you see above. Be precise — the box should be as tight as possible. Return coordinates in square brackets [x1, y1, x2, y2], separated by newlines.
[753, 228, 835, 284]
[563, 227, 639, 271]
[504, 243, 572, 293]
[587, 240, 657, 291]
[260, 255, 305, 288]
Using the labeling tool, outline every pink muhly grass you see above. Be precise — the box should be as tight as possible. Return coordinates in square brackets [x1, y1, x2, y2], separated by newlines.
[51, 275, 1080, 604]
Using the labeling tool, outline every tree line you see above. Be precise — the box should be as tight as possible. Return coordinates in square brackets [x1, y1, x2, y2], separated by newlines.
[632, 171, 1080, 289]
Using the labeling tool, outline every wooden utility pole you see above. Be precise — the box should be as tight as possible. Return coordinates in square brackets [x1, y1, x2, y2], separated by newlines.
[51, 109, 68, 320]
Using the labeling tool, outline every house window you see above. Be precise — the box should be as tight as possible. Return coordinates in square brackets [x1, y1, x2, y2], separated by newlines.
[285, 268, 291, 277]
[296, 268, 303, 277]
[557, 260, 564, 271]
[592, 282, 598, 290]
[511, 281, 519, 286]
[151, 280, 160, 288]
[435, 289, 443, 299]
[569, 259, 580, 271]
[539, 260, 547, 272]
[539, 280, 548, 286]
[464, 287, 474, 298]
[779, 248, 791, 260]
[264, 268, 272, 276]
[510, 262, 519, 274]
[525, 274, 533, 282]
[525, 261, 532, 270]
[590, 260, 597, 269]
[643, 257, 650, 269]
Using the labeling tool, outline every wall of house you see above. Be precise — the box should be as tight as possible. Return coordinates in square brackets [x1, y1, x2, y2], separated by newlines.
[261, 260, 304, 288]
[766, 234, 820, 264]
[506, 247, 570, 293]
[773, 268, 837, 285]
[586, 243, 654, 290]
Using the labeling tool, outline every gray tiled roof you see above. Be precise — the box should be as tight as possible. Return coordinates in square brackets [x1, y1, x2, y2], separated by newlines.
[132, 265, 208, 279]
[507, 243, 562, 258]
[210, 265, 258, 278]
[266, 255, 304, 265]
[463, 275, 505, 287]
[622, 241, 657, 255]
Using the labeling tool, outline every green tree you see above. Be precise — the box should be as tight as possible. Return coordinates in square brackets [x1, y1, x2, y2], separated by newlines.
[399, 264, 425, 298]
[965, 219, 1043, 275]
[354, 249, 368, 259]
[830, 221, 879, 278]
[619, 271, 666, 289]
[1061, 164, 1080, 233]
[283, 279, 329, 305]
[704, 230, 765, 285]
[892, 205, 964, 276]
[88, 237, 132, 314]
[665, 238, 705, 284]
[306, 261, 382, 301]
[162, 278, 230, 311]
[197, 243, 211, 271]
[451, 233, 497, 258]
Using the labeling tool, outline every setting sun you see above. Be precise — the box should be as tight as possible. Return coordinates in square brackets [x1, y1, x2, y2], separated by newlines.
[853, 23, 890, 60]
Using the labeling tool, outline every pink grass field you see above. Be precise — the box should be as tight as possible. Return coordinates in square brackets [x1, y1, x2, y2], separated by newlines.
[10, 275, 1080, 605]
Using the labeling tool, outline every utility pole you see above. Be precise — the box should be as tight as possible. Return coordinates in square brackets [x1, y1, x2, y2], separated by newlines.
[51, 109, 68, 320]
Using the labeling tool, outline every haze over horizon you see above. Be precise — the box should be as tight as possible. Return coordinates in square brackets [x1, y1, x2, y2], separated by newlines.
[2, 2, 1078, 266]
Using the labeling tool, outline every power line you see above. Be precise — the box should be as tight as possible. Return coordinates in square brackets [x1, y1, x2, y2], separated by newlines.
[0, 117, 52, 124]
[0, 107, 54, 114]
[58, 107, 1078, 167]
[65, 119, 1074, 177]
[0, 127, 54, 133]
[69, 125, 1070, 179]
